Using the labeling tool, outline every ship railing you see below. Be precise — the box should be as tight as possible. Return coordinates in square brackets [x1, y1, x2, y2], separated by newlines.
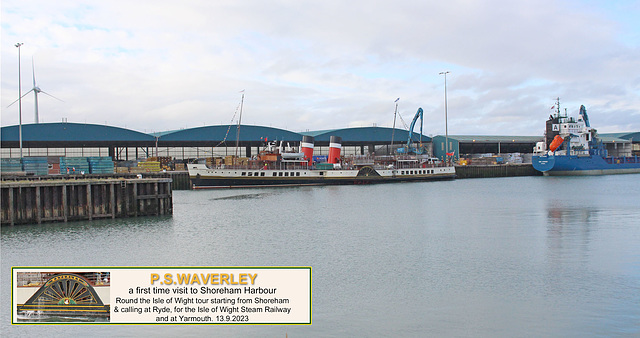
[350, 155, 376, 165]
[570, 149, 590, 156]
[605, 156, 639, 164]
[217, 163, 310, 171]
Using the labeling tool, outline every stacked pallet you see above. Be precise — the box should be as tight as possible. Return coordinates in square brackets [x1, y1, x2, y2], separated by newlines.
[1, 158, 23, 173]
[1, 158, 23, 172]
[88, 157, 115, 174]
[60, 157, 90, 174]
[23, 157, 49, 175]
[147, 156, 172, 166]
[137, 161, 161, 172]
[129, 167, 148, 173]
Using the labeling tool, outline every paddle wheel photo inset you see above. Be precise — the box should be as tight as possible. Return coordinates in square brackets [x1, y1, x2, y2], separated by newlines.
[15, 272, 110, 322]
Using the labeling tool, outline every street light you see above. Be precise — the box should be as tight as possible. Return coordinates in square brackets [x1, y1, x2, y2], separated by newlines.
[15, 43, 24, 164]
[439, 71, 450, 163]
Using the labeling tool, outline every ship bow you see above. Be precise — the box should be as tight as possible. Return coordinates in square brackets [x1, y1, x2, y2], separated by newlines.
[532, 155, 555, 172]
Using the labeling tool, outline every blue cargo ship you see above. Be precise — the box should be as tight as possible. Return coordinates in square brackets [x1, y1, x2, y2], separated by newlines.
[532, 100, 640, 176]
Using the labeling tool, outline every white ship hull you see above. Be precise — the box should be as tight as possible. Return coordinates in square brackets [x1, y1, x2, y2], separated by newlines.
[188, 164, 456, 188]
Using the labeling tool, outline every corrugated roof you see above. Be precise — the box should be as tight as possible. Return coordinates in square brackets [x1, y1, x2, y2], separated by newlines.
[2, 123, 636, 147]
[598, 134, 632, 143]
[1, 123, 155, 142]
[600, 132, 640, 141]
[302, 127, 430, 143]
[159, 125, 303, 142]
[447, 133, 637, 143]
[444, 135, 543, 143]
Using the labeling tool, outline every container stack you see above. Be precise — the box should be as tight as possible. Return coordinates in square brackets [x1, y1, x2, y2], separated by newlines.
[60, 157, 90, 174]
[22, 157, 49, 175]
[1, 158, 23, 173]
[88, 157, 115, 174]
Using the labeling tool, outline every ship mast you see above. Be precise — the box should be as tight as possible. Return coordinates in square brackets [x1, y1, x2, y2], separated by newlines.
[234, 91, 245, 165]
[391, 98, 399, 153]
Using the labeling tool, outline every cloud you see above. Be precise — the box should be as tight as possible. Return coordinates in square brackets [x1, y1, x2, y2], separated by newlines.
[2, 0, 639, 136]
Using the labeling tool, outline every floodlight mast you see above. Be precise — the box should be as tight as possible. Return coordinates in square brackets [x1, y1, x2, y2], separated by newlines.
[15, 42, 24, 163]
[439, 71, 450, 163]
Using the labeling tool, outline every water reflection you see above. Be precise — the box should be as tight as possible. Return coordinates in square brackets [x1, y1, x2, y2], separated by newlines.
[547, 206, 594, 227]
[210, 192, 277, 200]
[2, 176, 639, 337]
[545, 203, 597, 264]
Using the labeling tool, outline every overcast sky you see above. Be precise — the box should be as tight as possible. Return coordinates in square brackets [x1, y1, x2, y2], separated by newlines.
[2, 0, 639, 136]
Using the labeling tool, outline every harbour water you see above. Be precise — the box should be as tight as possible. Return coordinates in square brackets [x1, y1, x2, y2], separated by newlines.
[2, 175, 639, 337]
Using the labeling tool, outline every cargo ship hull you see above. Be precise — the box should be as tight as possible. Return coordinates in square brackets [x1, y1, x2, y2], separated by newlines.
[188, 164, 456, 188]
[532, 154, 640, 176]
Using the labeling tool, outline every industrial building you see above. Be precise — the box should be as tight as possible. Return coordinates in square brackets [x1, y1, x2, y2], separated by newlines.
[1, 122, 638, 164]
[1, 123, 431, 162]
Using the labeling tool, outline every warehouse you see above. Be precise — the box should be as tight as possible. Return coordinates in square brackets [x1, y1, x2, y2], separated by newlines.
[1, 123, 637, 164]
[1, 122, 430, 162]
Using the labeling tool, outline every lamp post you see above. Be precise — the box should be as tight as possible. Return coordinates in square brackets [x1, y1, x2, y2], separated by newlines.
[439, 71, 450, 163]
[15, 43, 24, 164]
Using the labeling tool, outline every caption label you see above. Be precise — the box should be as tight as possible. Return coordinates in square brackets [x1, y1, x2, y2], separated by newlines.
[13, 267, 311, 324]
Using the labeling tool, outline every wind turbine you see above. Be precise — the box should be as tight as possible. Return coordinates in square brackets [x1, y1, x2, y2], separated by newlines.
[7, 57, 63, 123]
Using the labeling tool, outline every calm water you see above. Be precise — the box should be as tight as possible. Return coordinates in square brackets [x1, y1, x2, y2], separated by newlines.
[2, 175, 639, 337]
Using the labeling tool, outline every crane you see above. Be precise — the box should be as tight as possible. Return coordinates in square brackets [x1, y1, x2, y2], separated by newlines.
[396, 108, 427, 154]
[579, 105, 590, 127]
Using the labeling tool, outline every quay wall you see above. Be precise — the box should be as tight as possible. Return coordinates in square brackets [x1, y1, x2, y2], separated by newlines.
[455, 164, 541, 179]
[1, 178, 172, 226]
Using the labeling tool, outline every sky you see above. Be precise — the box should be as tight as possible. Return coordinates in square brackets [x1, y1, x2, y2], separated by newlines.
[2, 0, 639, 136]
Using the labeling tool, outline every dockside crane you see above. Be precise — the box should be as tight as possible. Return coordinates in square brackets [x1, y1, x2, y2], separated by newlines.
[396, 108, 427, 154]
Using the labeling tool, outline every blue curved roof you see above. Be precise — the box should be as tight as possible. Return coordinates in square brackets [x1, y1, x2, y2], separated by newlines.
[1, 123, 155, 142]
[0, 123, 439, 146]
[602, 132, 640, 141]
[303, 127, 431, 143]
[159, 125, 303, 142]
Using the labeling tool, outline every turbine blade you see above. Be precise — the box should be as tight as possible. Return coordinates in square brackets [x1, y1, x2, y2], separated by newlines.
[40, 91, 64, 102]
[6, 89, 35, 108]
[32, 57, 37, 87]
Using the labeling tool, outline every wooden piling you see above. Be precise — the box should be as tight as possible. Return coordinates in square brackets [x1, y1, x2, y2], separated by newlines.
[1, 178, 172, 226]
